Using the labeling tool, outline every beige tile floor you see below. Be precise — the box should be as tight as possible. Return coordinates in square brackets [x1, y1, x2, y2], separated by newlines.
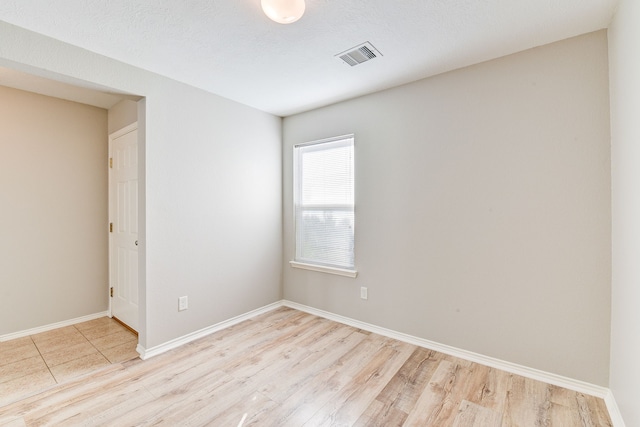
[0, 317, 138, 407]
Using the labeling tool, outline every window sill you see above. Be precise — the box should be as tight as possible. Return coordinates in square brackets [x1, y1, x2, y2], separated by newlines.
[289, 261, 358, 278]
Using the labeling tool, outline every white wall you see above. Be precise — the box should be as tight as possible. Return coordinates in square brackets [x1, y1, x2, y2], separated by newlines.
[609, 0, 640, 423]
[0, 21, 283, 349]
[283, 31, 611, 386]
[0, 85, 108, 335]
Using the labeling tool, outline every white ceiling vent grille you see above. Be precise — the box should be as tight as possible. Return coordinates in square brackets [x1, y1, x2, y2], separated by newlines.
[336, 42, 382, 67]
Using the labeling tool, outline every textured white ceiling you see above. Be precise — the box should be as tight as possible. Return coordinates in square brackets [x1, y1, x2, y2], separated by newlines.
[0, 0, 617, 116]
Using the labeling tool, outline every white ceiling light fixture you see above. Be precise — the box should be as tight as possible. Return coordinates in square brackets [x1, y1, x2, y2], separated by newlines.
[261, 0, 306, 24]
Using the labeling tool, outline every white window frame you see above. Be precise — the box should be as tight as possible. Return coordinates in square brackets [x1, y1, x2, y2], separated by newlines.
[290, 134, 357, 278]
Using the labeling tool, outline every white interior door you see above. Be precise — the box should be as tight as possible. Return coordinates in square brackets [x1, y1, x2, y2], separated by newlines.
[109, 123, 139, 331]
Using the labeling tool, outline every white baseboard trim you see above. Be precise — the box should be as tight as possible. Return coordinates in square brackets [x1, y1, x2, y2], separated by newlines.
[282, 300, 609, 398]
[604, 390, 626, 427]
[0, 311, 110, 342]
[136, 301, 284, 360]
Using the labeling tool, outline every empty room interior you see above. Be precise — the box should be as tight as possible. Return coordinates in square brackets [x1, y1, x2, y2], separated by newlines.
[0, 0, 638, 425]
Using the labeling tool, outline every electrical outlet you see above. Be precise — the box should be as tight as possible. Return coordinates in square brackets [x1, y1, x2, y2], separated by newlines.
[178, 296, 188, 311]
[360, 287, 368, 300]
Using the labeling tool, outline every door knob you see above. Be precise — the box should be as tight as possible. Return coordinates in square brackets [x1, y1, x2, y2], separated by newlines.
[135, 240, 138, 246]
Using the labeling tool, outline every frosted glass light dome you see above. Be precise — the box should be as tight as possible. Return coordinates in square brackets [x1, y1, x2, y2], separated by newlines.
[261, 0, 306, 24]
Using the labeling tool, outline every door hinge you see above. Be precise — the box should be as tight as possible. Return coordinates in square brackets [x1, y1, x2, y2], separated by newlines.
[109, 222, 113, 233]
[110, 287, 114, 298]
[109, 158, 113, 168]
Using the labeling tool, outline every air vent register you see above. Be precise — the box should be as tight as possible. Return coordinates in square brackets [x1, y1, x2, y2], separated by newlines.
[336, 42, 382, 67]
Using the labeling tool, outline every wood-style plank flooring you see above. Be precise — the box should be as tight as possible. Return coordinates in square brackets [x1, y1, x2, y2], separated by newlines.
[0, 307, 612, 426]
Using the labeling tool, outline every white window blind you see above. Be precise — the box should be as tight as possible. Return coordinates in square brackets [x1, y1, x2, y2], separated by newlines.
[294, 135, 355, 271]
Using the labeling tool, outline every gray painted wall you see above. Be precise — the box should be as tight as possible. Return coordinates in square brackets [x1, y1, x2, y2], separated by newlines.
[609, 0, 640, 423]
[0, 85, 108, 334]
[108, 99, 138, 134]
[283, 31, 611, 386]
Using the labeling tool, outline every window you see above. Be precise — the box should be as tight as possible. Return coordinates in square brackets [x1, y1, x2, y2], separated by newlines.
[291, 135, 356, 277]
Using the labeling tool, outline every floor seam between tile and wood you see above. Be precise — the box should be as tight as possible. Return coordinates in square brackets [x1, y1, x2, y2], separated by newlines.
[0, 317, 139, 407]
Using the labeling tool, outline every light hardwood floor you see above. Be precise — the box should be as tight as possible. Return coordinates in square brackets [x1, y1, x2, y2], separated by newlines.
[0, 307, 611, 426]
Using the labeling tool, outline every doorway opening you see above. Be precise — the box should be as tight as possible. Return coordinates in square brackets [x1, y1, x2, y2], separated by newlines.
[0, 65, 145, 345]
